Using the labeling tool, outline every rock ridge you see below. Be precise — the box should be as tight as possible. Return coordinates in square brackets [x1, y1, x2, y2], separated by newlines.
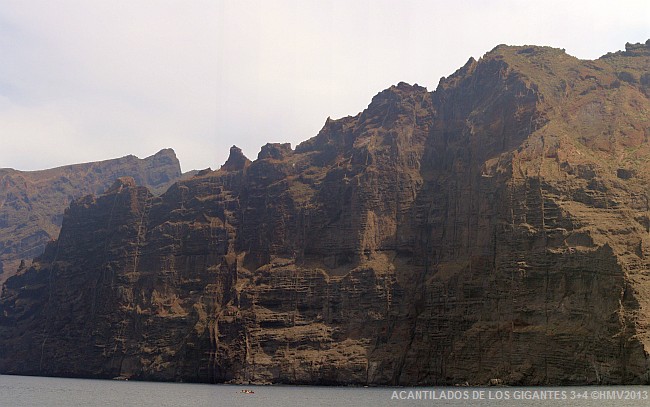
[0, 149, 183, 284]
[1, 41, 650, 385]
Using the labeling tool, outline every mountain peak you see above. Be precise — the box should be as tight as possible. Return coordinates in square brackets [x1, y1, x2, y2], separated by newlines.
[2, 40, 650, 386]
[258, 143, 292, 160]
[152, 148, 177, 158]
[220, 145, 251, 172]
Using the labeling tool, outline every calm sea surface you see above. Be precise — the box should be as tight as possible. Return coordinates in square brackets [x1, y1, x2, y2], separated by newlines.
[1, 375, 649, 407]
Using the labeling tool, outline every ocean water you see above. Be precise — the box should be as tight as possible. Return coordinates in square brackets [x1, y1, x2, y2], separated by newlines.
[0, 375, 649, 407]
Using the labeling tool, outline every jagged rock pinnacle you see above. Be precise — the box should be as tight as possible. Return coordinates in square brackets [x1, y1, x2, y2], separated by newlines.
[2, 40, 650, 386]
[220, 145, 251, 172]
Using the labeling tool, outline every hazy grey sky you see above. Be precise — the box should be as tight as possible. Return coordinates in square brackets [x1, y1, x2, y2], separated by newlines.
[1, 0, 649, 172]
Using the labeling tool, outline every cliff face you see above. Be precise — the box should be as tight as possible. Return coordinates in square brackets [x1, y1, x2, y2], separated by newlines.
[1, 41, 650, 385]
[0, 149, 183, 284]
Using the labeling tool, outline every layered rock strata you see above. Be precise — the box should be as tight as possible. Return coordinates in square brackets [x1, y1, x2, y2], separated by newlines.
[0, 149, 183, 284]
[1, 41, 650, 385]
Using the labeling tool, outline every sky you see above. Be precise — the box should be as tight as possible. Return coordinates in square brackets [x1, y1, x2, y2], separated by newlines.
[1, 0, 649, 172]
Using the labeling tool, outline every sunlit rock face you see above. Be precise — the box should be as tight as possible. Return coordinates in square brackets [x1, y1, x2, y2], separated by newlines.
[0, 149, 184, 285]
[2, 41, 650, 385]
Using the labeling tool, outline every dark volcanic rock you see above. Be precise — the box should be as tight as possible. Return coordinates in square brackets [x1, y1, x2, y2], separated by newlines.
[220, 145, 251, 172]
[0, 149, 183, 284]
[2, 41, 650, 385]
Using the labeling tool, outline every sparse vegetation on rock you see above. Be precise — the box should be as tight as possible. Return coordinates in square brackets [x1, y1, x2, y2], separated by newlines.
[1, 41, 650, 385]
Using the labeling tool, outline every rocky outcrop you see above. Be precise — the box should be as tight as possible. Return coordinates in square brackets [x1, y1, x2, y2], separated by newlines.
[0, 149, 183, 284]
[1, 41, 650, 385]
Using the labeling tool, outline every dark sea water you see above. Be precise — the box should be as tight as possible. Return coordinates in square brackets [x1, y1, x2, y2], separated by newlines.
[1, 375, 649, 407]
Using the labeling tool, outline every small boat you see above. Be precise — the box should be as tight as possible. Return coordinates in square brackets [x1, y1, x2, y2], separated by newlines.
[240, 389, 255, 394]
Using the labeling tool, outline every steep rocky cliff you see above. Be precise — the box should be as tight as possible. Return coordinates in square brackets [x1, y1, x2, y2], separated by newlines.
[0, 149, 183, 284]
[1, 41, 650, 385]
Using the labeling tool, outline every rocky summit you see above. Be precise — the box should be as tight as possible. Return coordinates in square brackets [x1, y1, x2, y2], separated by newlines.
[1, 41, 650, 385]
[0, 149, 183, 285]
